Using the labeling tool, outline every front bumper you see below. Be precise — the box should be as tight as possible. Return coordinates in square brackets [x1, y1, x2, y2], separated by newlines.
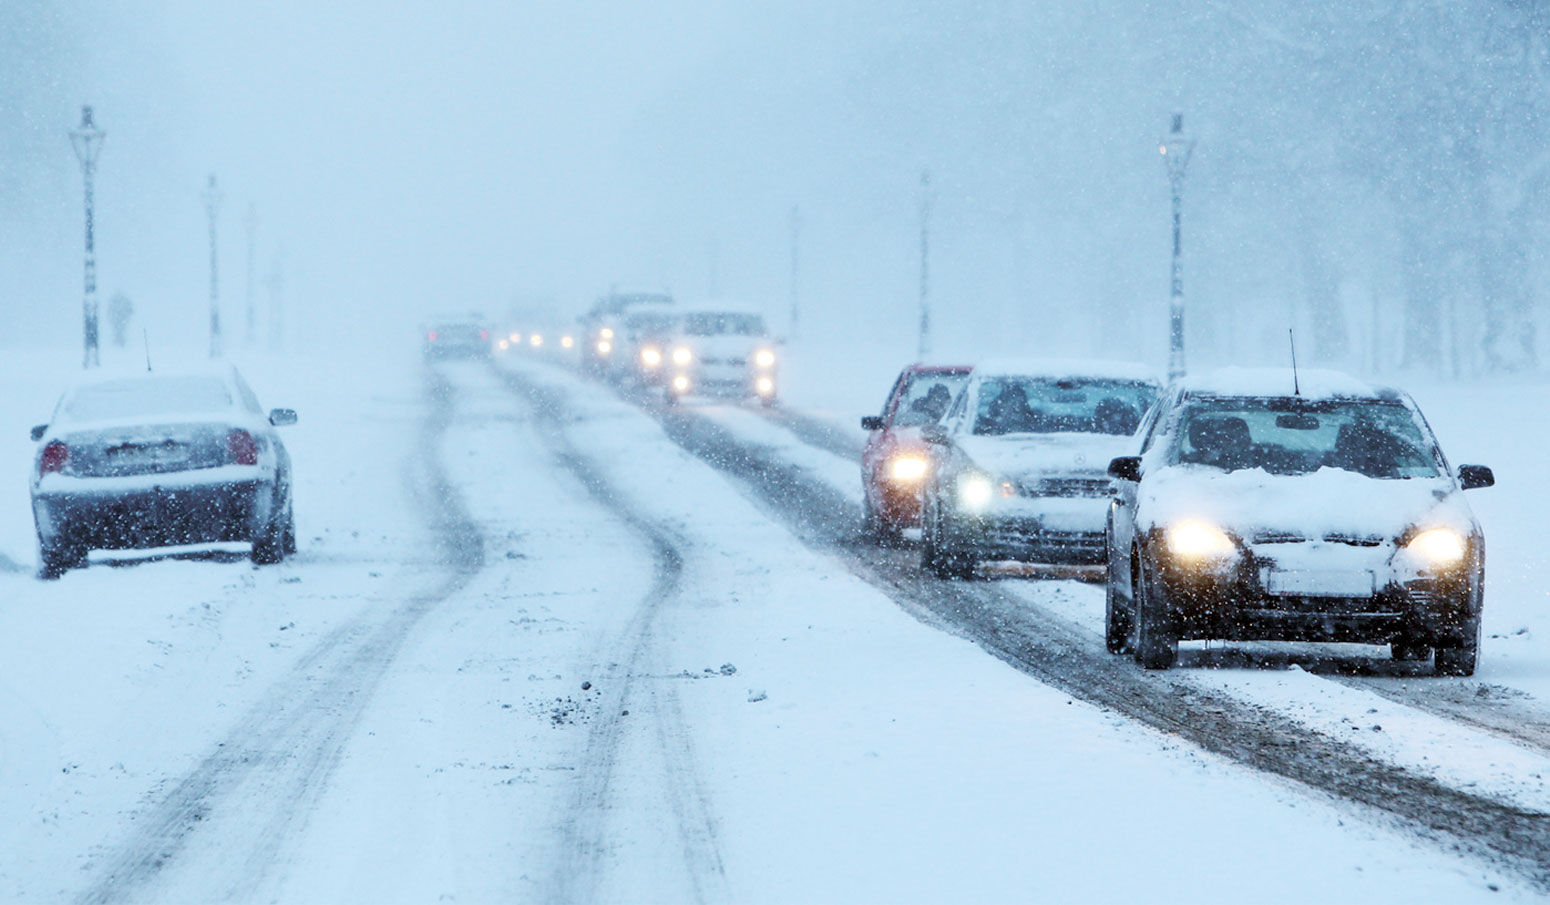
[34, 478, 273, 551]
[954, 498, 1109, 565]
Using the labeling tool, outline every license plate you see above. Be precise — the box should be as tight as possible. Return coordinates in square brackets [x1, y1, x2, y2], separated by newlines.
[1266, 569, 1375, 598]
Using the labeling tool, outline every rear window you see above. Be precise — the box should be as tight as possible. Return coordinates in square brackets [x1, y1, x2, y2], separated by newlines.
[63, 377, 234, 422]
[972, 378, 1158, 436]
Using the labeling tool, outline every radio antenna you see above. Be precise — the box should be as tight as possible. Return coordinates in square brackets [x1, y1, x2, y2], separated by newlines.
[1288, 328, 1300, 396]
[142, 328, 153, 372]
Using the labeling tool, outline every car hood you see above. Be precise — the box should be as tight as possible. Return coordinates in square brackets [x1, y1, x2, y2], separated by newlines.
[956, 433, 1137, 479]
[1138, 465, 1475, 540]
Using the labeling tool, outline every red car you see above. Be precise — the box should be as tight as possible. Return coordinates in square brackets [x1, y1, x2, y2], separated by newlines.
[861, 364, 973, 540]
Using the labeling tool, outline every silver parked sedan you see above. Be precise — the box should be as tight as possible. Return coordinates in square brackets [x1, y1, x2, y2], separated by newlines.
[29, 364, 298, 578]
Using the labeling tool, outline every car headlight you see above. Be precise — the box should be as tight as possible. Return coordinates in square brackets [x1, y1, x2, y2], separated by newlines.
[641, 347, 662, 367]
[755, 349, 776, 368]
[1406, 528, 1466, 566]
[672, 375, 690, 392]
[889, 455, 928, 482]
[672, 346, 693, 365]
[755, 376, 775, 395]
[561, 335, 574, 348]
[1165, 520, 1237, 560]
[957, 474, 994, 512]
[509, 332, 521, 343]
[600, 327, 614, 339]
[530, 333, 543, 347]
[497, 339, 509, 350]
[597, 340, 612, 355]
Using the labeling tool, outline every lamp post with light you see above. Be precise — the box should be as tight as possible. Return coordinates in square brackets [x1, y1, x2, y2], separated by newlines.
[1160, 113, 1195, 381]
[69, 106, 105, 369]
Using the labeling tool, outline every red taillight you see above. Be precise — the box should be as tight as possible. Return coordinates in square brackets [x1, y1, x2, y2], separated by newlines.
[428, 331, 438, 341]
[480, 329, 489, 340]
[39, 441, 68, 476]
[227, 429, 259, 466]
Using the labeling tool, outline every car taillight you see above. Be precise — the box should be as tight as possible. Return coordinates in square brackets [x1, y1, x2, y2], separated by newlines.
[428, 331, 438, 341]
[228, 429, 259, 466]
[39, 441, 68, 476]
[480, 329, 489, 340]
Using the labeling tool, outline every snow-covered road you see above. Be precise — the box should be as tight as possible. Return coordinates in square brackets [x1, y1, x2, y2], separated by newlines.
[0, 346, 1539, 902]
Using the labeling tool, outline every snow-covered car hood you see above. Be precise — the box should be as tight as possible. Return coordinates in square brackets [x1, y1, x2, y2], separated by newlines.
[956, 433, 1138, 479]
[1138, 465, 1476, 540]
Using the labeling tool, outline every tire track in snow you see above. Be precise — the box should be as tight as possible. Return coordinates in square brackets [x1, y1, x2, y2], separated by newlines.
[76, 366, 485, 905]
[493, 366, 727, 905]
[610, 388, 1550, 888]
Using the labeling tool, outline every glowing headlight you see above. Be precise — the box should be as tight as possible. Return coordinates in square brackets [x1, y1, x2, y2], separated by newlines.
[561, 335, 574, 348]
[597, 340, 612, 355]
[497, 339, 509, 350]
[641, 347, 662, 367]
[530, 333, 543, 347]
[958, 474, 994, 511]
[672, 375, 691, 392]
[600, 327, 614, 339]
[889, 456, 928, 482]
[1166, 520, 1237, 560]
[672, 346, 693, 365]
[755, 377, 775, 395]
[509, 332, 521, 343]
[1407, 528, 1466, 566]
[755, 349, 776, 368]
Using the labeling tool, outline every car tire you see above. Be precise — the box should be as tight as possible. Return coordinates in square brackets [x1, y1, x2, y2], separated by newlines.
[1434, 616, 1480, 677]
[759, 395, 777, 408]
[922, 499, 975, 580]
[282, 501, 297, 555]
[1105, 578, 1133, 655]
[863, 496, 902, 547]
[1133, 554, 1178, 670]
[250, 502, 287, 566]
[37, 537, 84, 580]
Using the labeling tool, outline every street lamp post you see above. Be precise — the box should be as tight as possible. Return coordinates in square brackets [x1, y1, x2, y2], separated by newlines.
[69, 106, 105, 369]
[203, 174, 223, 358]
[918, 169, 933, 360]
[244, 202, 257, 347]
[788, 205, 801, 341]
[1160, 113, 1195, 381]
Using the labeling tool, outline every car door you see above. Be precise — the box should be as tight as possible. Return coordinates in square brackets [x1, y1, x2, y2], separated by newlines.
[1109, 388, 1175, 601]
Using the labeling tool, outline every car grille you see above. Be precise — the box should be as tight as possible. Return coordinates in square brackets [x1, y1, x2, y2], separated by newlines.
[699, 356, 747, 367]
[1251, 531, 1386, 547]
[1016, 477, 1112, 498]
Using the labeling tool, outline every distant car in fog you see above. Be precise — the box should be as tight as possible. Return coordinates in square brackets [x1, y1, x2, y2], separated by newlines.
[29, 364, 298, 578]
[919, 359, 1160, 579]
[861, 363, 972, 541]
[1104, 368, 1493, 674]
[580, 290, 673, 374]
[663, 307, 779, 405]
[422, 315, 491, 360]
[620, 309, 681, 386]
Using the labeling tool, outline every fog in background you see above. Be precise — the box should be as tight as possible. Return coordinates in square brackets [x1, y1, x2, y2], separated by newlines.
[3, 1, 1548, 376]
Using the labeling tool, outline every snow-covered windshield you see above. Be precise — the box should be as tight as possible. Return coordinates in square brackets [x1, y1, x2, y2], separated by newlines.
[1169, 398, 1441, 478]
[683, 313, 766, 337]
[971, 378, 1157, 436]
[63, 377, 234, 422]
[893, 373, 969, 427]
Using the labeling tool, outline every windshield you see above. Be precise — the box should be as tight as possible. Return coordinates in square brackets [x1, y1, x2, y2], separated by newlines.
[971, 378, 1157, 436]
[683, 313, 766, 337]
[63, 377, 234, 422]
[893, 373, 970, 427]
[1169, 398, 1442, 478]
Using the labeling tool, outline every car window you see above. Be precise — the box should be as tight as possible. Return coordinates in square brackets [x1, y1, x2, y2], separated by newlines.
[683, 313, 766, 336]
[1169, 398, 1442, 478]
[892, 373, 969, 427]
[63, 377, 234, 422]
[970, 378, 1159, 436]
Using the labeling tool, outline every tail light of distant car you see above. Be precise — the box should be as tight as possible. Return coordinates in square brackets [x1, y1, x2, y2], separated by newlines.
[481, 329, 489, 340]
[228, 429, 260, 466]
[39, 441, 68, 476]
[427, 331, 438, 341]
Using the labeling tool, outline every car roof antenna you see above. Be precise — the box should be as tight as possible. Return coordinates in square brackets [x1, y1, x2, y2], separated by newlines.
[1288, 328, 1300, 396]
[142, 328, 153, 372]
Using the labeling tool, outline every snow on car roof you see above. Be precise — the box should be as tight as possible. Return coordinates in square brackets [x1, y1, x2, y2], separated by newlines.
[1178, 367, 1397, 400]
[971, 358, 1160, 383]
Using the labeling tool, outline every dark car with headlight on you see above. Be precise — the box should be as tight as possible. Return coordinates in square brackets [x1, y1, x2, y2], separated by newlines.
[861, 363, 972, 541]
[919, 359, 1160, 578]
[1104, 368, 1494, 674]
[29, 364, 298, 578]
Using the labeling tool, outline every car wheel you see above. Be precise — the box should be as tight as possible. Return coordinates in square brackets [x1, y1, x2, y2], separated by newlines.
[282, 501, 297, 555]
[922, 499, 975, 580]
[250, 502, 287, 566]
[759, 394, 777, 408]
[1105, 577, 1133, 656]
[37, 537, 84, 580]
[1133, 555, 1178, 670]
[1434, 616, 1480, 677]
[863, 495, 902, 547]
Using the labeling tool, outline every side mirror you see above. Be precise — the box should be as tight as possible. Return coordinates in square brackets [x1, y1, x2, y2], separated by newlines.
[29, 424, 46, 442]
[1458, 464, 1494, 491]
[1108, 456, 1142, 483]
[921, 424, 950, 445]
[268, 408, 298, 427]
[861, 415, 884, 431]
